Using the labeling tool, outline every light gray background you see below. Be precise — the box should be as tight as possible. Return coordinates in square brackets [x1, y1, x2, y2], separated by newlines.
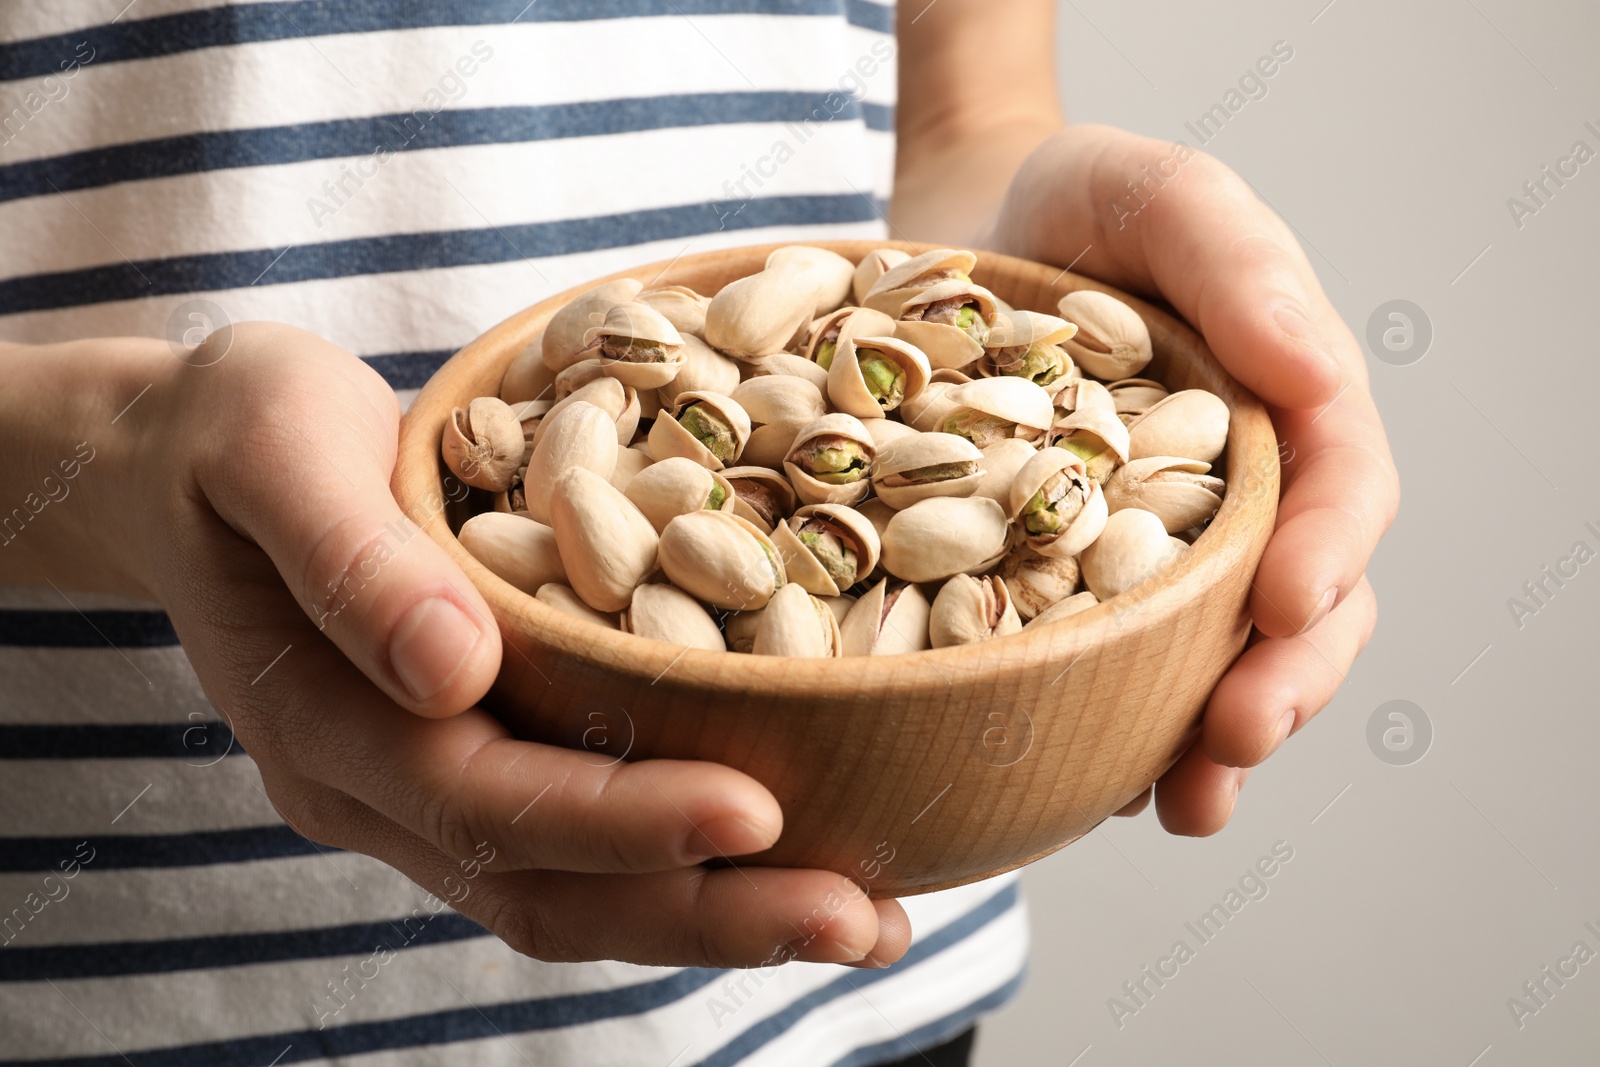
[977, 2, 1600, 1064]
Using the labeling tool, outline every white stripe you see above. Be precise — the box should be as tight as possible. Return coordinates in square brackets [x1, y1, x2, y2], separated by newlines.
[0, 648, 212, 727]
[0, 757, 276, 835]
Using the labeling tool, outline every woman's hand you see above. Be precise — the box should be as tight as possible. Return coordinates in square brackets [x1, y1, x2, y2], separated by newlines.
[3, 324, 909, 968]
[986, 125, 1399, 835]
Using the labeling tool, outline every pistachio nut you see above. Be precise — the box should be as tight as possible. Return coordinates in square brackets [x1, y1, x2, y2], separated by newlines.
[863, 248, 978, 317]
[553, 357, 608, 398]
[855, 497, 897, 552]
[929, 574, 1023, 648]
[582, 301, 687, 389]
[839, 578, 932, 656]
[765, 245, 855, 318]
[622, 583, 726, 651]
[607, 444, 653, 493]
[1102, 456, 1225, 534]
[783, 412, 877, 507]
[1107, 378, 1169, 419]
[740, 353, 831, 392]
[658, 334, 741, 409]
[658, 509, 786, 611]
[870, 431, 984, 509]
[533, 376, 636, 449]
[852, 247, 910, 304]
[1008, 448, 1108, 559]
[724, 609, 763, 654]
[535, 583, 619, 629]
[720, 465, 797, 532]
[752, 581, 842, 658]
[1025, 590, 1100, 628]
[506, 399, 553, 448]
[891, 279, 1000, 370]
[997, 545, 1081, 621]
[802, 306, 896, 370]
[1125, 389, 1230, 464]
[827, 334, 931, 419]
[493, 465, 530, 515]
[443, 396, 529, 492]
[624, 456, 738, 533]
[638, 284, 711, 339]
[1078, 507, 1183, 601]
[542, 277, 645, 372]
[500, 338, 559, 404]
[901, 379, 961, 433]
[647, 390, 751, 470]
[861, 417, 920, 450]
[521, 400, 620, 524]
[1057, 289, 1154, 380]
[974, 438, 1040, 506]
[1051, 379, 1131, 483]
[704, 268, 816, 360]
[730, 374, 827, 469]
[769, 503, 881, 597]
[458, 512, 566, 595]
[880, 495, 1011, 583]
[547, 466, 660, 613]
[939, 377, 1055, 447]
[818, 593, 857, 626]
[980, 309, 1079, 387]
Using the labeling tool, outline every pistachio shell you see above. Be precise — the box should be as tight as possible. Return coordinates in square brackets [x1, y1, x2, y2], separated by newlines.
[658, 334, 740, 409]
[458, 512, 566, 594]
[1126, 389, 1230, 464]
[985, 309, 1078, 349]
[731, 374, 827, 469]
[724, 609, 763, 654]
[1107, 378, 1169, 417]
[721, 466, 797, 531]
[493, 466, 529, 514]
[1102, 456, 1225, 533]
[979, 310, 1079, 386]
[861, 417, 920, 450]
[1078, 507, 1183, 601]
[818, 593, 857, 626]
[752, 581, 841, 657]
[1051, 379, 1131, 482]
[607, 444, 653, 493]
[554, 358, 608, 398]
[901, 380, 961, 433]
[862, 248, 978, 316]
[442, 396, 526, 492]
[506, 400, 553, 446]
[582, 302, 686, 389]
[522, 401, 620, 524]
[870, 431, 984, 509]
[622, 583, 726, 651]
[543, 278, 644, 372]
[839, 578, 932, 656]
[827, 334, 931, 419]
[802, 306, 897, 365]
[647, 391, 752, 470]
[536, 583, 619, 629]
[765, 245, 856, 318]
[624, 456, 737, 533]
[769, 503, 881, 596]
[929, 575, 1022, 648]
[705, 269, 816, 360]
[638, 285, 710, 339]
[1025, 590, 1100, 628]
[500, 337, 559, 404]
[880, 496, 1010, 582]
[997, 545, 1081, 621]
[939, 377, 1055, 445]
[852, 248, 910, 304]
[783, 412, 877, 507]
[657, 510, 786, 611]
[1008, 448, 1108, 558]
[888, 280, 1000, 370]
[740, 353, 831, 391]
[856, 497, 897, 550]
[1057, 290, 1153, 380]
[533, 377, 635, 448]
[548, 467, 660, 612]
[974, 438, 1040, 506]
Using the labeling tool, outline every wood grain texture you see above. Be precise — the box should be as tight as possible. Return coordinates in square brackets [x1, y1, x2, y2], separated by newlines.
[392, 241, 1279, 896]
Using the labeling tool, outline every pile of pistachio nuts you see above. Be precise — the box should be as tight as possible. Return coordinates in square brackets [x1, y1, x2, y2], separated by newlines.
[442, 246, 1229, 657]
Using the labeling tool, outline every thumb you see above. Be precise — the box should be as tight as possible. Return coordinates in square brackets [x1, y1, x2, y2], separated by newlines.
[189, 324, 501, 717]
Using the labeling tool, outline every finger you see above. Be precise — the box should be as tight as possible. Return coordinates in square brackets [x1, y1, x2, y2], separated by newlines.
[1250, 392, 1399, 639]
[1113, 786, 1152, 818]
[1206, 577, 1378, 768]
[1154, 746, 1248, 837]
[187, 324, 499, 716]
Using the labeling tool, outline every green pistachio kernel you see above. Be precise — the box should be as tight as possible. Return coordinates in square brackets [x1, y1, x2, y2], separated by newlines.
[705, 484, 728, 510]
[955, 306, 977, 330]
[856, 349, 906, 408]
[806, 441, 871, 484]
[816, 339, 837, 370]
[679, 403, 737, 463]
[799, 527, 857, 588]
[942, 410, 1015, 448]
[1021, 344, 1065, 386]
[1021, 489, 1065, 536]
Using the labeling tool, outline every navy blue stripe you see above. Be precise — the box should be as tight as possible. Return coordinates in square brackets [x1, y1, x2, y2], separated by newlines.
[0, 915, 490, 982]
[0, 827, 329, 873]
[831, 971, 1025, 1067]
[0, 193, 882, 316]
[0, 608, 177, 648]
[0, 0, 893, 85]
[362, 349, 456, 390]
[0, 722, 238, 761]
[0, 95, 893, 205]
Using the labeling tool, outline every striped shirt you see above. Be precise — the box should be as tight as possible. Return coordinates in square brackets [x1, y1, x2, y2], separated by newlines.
[0, 3, 1027, 1065]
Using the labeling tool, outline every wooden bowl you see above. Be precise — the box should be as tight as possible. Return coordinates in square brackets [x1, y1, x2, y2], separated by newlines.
[392, 241, 1278, 896]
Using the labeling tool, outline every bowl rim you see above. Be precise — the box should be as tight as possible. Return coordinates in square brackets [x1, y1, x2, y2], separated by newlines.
[394, 240, 1278, 698]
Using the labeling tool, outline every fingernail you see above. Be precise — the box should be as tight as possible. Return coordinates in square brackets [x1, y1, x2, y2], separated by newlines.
[1272, 305, 1339, 377]
[390, 597, 482, 702]
[862, 952, 893, 969]
[791, 933, 870, 965]
[1300, 587, 1338, 635]
[684, 814, 779, 862]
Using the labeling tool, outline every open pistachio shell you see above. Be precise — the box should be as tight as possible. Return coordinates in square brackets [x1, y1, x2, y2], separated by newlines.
[930, 574, 1022, 648]
[997, 545, 1081, 621]
[459, 512, 566, 595]
[638, 285, 711, 339]
[705, 269, 816, 360]
[624, 456, 737, 533]
[740, 353, 831, 391]
[658, 510, 787, 611]
[658, 334, 741, 409]
[890, 279, 1000, 370]
[752, 581, 842, 658]
[543, 278, 645, 372]
[827, 334, 931, 419]
[861, 417, 920, 450]
[622, 583, 726, 651]
[839, 578, 932, 656]
[443, 396, 526, 492]
[647, 391, 752, 470]
[980, 309, 1079, 387]
[803, 307, 897, 367]
[720, 465, 797, 532]
[862, 248, 978, 316]
[880, 496, 1010, 583]
[1057, 290, 1153, 380]
[871, 431, 984, 509]
[783, 412, 877, 507]
[548, 467, 660, 613]
[536, 583, 620, 629]
[500, 337, 560, 404]
[1108, 378, 1169, 418]
[1026, 590, 1101, 628]
[1008, 448, 1108, 559]
[522, 401, 620, 524]
[582, 301, 687, 389]
[1126, 389, 1230, 464]
[607, 445, 653, 493]
[766, 245, 855, 318]
[974, 438, 1040, 506]
[554, 358, 608, 398]
[769, 503, 881, 597]
[1078, 507, 1183, 601]
[853, 248, 910, 304]
[939, 377, 1055, 446]
[533, 377, 635, 449]
[731, 374, 827, 469]
[1051, 379, 1131, 482]
[1102, 456, 1225, 534]
[901, 380, 960, 433]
